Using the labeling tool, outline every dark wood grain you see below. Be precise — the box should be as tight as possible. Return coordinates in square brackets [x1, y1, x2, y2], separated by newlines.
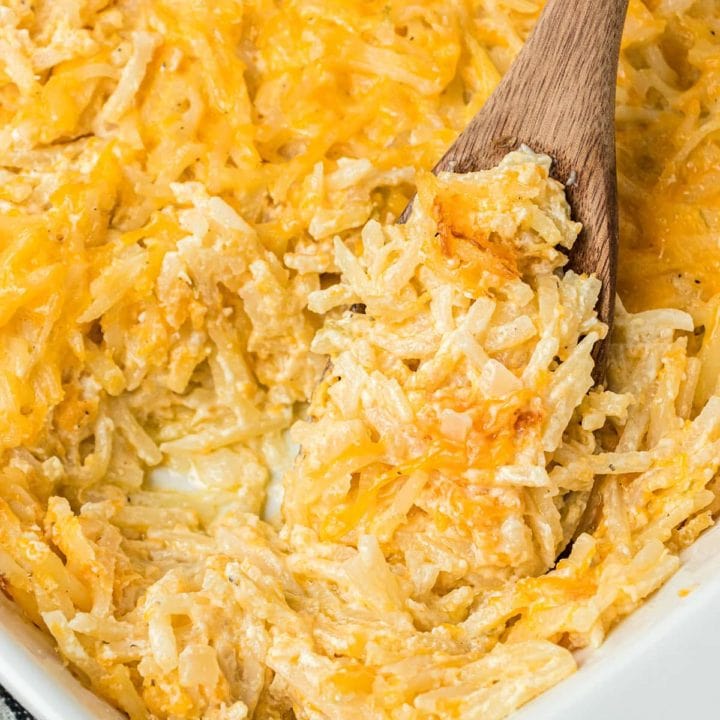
[403, 0, 629, 378]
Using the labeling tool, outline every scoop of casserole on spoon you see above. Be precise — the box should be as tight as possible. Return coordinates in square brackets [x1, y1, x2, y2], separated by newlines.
[403, 0, 629, 377]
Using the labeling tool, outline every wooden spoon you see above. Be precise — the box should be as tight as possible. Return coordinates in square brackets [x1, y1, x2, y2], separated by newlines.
[402, 0, 629, 377]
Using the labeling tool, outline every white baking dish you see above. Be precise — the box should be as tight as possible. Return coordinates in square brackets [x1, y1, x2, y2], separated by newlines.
[1, 522, 719, 720]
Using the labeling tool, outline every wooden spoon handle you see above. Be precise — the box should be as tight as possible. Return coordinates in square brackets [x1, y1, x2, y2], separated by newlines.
[434, 0, 629, 339]
[438, 0, 629, 176]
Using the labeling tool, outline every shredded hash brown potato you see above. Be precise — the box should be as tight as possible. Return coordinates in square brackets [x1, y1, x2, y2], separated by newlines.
[0, 1, 720, 718]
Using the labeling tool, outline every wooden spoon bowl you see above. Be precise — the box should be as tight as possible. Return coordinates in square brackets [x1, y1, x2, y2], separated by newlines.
[402, 0, 629, 378]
